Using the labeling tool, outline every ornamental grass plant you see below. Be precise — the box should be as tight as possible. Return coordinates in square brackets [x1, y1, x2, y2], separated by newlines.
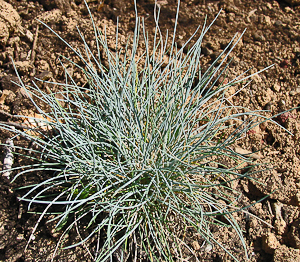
[1, 1, 286, 261]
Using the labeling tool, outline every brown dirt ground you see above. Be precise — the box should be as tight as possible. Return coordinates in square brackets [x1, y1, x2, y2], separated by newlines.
[1, 0, 300, 261]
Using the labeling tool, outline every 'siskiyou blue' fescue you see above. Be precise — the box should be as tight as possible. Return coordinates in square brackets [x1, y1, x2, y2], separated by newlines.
[0, 1, 288, 261]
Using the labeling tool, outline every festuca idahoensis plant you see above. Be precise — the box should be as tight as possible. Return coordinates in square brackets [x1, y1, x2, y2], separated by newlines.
[1, 1, 287, 261]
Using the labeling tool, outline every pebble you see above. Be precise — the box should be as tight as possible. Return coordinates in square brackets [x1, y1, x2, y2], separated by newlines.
[2, 138, 14, 180]
[35, 70, 53, 81]
[7, 36, 19, 46]
[260, 15, 272, 26]
[16, 234, 24, 241]
[284, 6, 295, 13]
[36, 60, 50, 72]
[161, 54, 169, 68]
[235, 147, 262, 159]
[192, 240, 201, 251]
[289, 87, 300, 96]
[273, 83, 281, 92]
[253, 32, 266, 42]
[274, 218, 287, 235]
[50, 228, 60, 238]
[24, 29, 34, 42]
[202, 46, 213, 56]
[273, 202, 287, 235]
[30, 235, 36, 241]
[264, 102, 272, 111]
[279, 99, 286, 110]
[207, 41, 220, 51]
[0, 89, 10, 104]
[262, 232, 279, 254]
[200, 242, 213, 252]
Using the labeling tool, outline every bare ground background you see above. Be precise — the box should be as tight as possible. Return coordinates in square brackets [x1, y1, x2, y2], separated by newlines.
[0, 0, 300, 261]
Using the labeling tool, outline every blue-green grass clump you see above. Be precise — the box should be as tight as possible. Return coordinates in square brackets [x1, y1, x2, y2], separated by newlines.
[1, 1, 284, 261]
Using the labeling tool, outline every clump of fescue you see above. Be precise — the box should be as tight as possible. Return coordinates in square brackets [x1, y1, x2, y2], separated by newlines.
[1, 1, 286, 261]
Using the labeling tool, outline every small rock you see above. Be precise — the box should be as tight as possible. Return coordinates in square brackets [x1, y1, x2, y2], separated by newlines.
[235, 147, 262, 159]
[225, 4, 239, 14]
[35, 70, 53, 81]
[253, 32, 266, 42]
[252, 74, 262, 83]
[0, 90, 11, 104]
[227, 12, 235, 22]
[36, 60, 50, 71]
[275, 20, 283, 26]
[2, 137, 14, 179]
[273, 202, 287, 235]
[257, 87, 274, 107]
[192, 240, 201, 251]
[273, 83, 281, 92]
[50, 228, 60, 238]
[262, 232, 279, 254]
[274, 218, 287, 235]
[290, 87, 300, 96]
[247, 9, 257, 23]
[20, 87, 32, 99]
[25, 29, 34, 42]
[54, 0, 72, 15]
[7, 36, 19, 46]
[217, 76, 228, 86]
[279, 99, 286, 110]
[260, 15, 272, 26]
[264, 102, 272, 111]
[266, 3, 272, 9]
[24, 113, 55, 132]
[264, 16, 272, 26]
[202, 46, 213, 56]
[285, 6, 295, 13]
[30, 235, 36, 241]
[207, 42, 220, 51]
[200, 242, 213, 252]
[16, 234, 24, 241]
[4, 89, 16, 104]
[161, 54, 169, 68]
